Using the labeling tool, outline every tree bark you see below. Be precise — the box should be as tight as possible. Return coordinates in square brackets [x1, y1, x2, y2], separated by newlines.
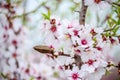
[79, 0, 87, 25]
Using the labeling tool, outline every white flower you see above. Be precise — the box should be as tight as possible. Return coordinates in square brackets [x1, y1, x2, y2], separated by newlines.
[73, 0, 81, 3]
[84, 0, 111, 10]
[80, 50, 107, 73]
[56, 56, 75, 66]
[39, 63, 54, 77]
[76, 32, 93, 48]
[64, 66, 86, 80]
[85, 68, 106, 80]
[84, 0, 112, 22]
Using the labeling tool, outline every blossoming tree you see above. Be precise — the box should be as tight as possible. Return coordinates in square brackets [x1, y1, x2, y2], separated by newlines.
[34, 0, 120, 80]
[0, 0, 120, 80]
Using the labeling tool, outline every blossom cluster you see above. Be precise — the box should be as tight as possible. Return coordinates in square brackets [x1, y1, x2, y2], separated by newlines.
[0, 0, 120, 80]
[37, 15, 120, 80]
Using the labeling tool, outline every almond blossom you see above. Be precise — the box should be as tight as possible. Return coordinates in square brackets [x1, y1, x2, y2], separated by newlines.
[1, 0, 120, 80]
[37, 16, 120, 80]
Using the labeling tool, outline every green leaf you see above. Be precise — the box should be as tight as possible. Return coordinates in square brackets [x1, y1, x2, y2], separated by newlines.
[42, 10, 51, 20]
[111, 18, 117, 24]
[0, 73, 7, 79]
[30, 76, 34, 80]
[42, 13, 49, 20]
[117, 19, 120, 24]
[48, 10, 51, 19]
[70, 6, 76, 12]
[107, 16, 116, 28]
[113, 26, 120, 34]
[107, 19, 112, 27]
[105, 32, 111, 37]
[93, 37, 97, 42]
[105, 69, 111, 76]
[6, 0, 10, 3]
[53, 72, 59, 78]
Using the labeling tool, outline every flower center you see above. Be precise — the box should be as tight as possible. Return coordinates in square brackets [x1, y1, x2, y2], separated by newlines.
[110, 38, 116, 44]
[90, 29, 97, 36]
[96, 46, 102, 51]
[73, 30, 78, 36]
[3, 34, 7, 38]
[12, 40, 17, 46]
[75, 49, 81, 54]
[81, 39, 87, 45]
[49, 45, 54, 50]
[87, 59, 94, 65]
[50, 19, 56, 24]
[94, 0, 101, 4]
[12, 53, 17, 58]
[50, 26, 57, 32]
[72, 73, 79, 80]
[25, 68, 30, 74]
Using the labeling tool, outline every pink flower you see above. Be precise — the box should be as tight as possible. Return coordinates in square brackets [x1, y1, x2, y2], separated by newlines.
[65, 66, 85, 80]
[72, 73, 79, 80]
[84, 0, 111, 11]
[76, 33, 93, 48]
[50, 26, 57, 32]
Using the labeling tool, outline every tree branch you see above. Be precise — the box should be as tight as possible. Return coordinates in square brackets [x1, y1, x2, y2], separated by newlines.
[106, 1, 120, 6]
[79, 0, 87, 25]
[33, 45, 70, 57]
[112, 2, 120, 6]
[104, 25, 117, 32]
[11, 2, 46, 19]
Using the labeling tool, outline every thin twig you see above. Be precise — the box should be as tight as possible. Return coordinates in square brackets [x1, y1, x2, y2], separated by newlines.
[106, 1, 120, 6]
[33, 45, 70, 57]
[112, 2, 120, 6]
[115, 35, 120, 37]
[104, 25, 117, 32]
[11, 2, 46, 19]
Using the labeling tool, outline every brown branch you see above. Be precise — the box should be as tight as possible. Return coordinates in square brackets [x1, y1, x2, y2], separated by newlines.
[79, 0, 87, 25]
[33, 45, 84, 69]
[33, 45, 70, 57]
[11, 2, 46, 19]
